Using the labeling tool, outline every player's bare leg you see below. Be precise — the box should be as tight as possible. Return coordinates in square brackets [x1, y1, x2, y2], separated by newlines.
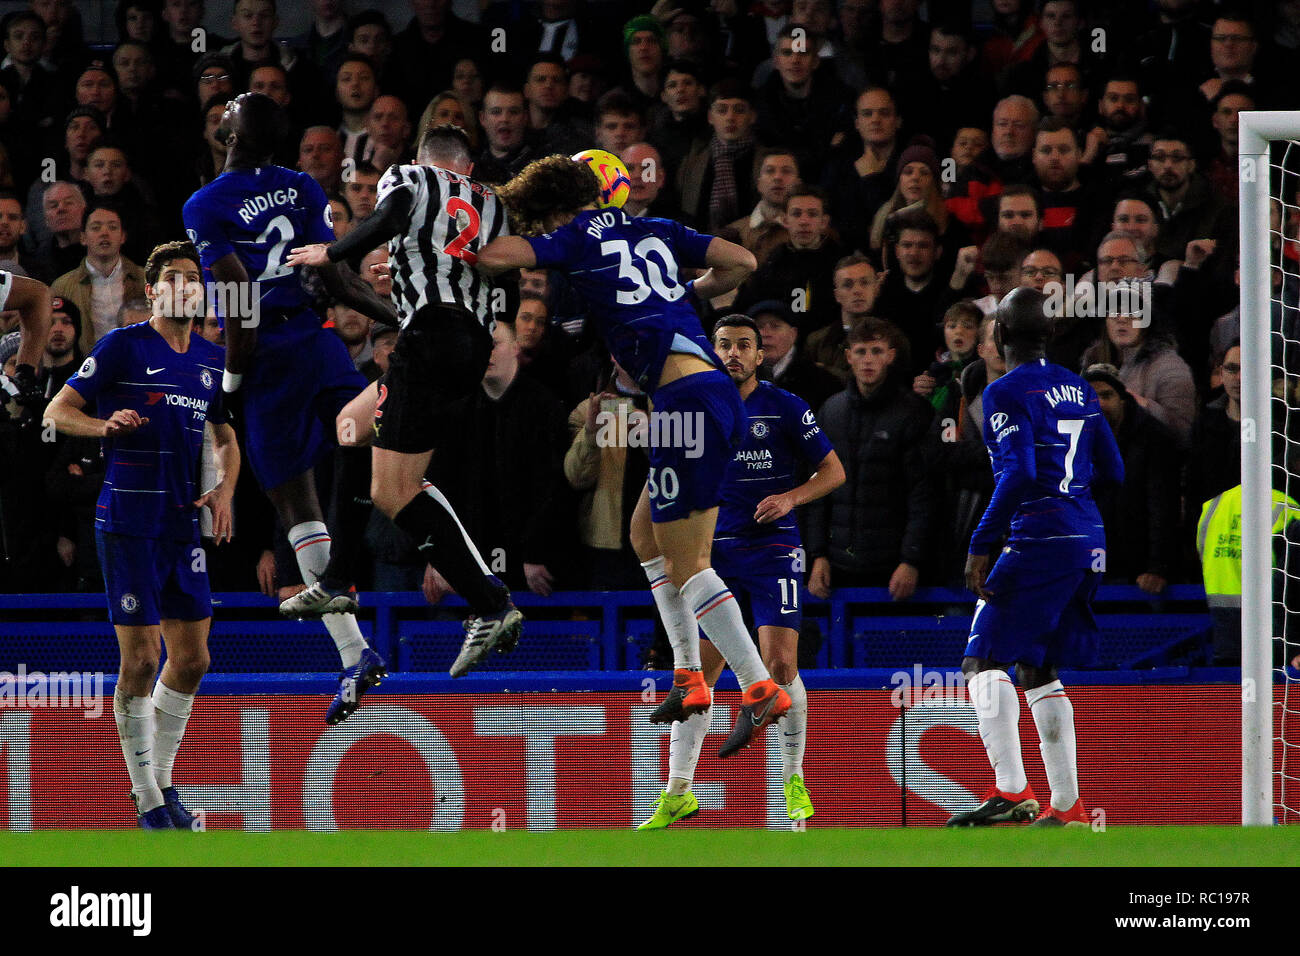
[113, 624, 170, 827]
[1019, 662, 1089, 827]
[269, 470, 386, 723]
[152, 617, 211, 829]
[370, 445, 520, 677]
[945, 655, 1040, 826]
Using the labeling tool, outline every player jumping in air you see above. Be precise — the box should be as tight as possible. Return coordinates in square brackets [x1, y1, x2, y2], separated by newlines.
[279, 124, 523, 678]
[478, 155, 793, 752]
[45, 241, 240, 829]
[638, 314, 844, 829]
[946, 286, 1124, 828]
[182, 93, 399, 724]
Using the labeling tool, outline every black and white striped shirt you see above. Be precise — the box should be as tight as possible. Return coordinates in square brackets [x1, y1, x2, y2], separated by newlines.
[375, 164, 510, 328]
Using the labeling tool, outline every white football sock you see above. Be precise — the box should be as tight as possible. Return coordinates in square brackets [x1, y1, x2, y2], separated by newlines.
[641, 556, 700, 670]
[966, 669, 1028, 795]
[679, 569, 768, 690]
[290, 521, 367, 668]
[778, 675, 808, 782]
[1026, 680, 1079, 811]
[667, 706, 710, 794]
[151, 681, 194, 790]
[114, 689, 163, 813]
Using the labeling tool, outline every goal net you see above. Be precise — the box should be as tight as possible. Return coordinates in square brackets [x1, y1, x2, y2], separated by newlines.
[1239, 112, 1300, 825]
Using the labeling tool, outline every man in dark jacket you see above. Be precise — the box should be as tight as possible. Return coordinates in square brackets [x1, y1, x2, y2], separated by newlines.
[426, 320, 574, 597]
[1084, 363, 1183, 594]
[806, 318, 935, 600]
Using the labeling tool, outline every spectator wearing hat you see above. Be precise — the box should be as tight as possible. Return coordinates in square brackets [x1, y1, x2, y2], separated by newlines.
[717, 146, 797, 269]
[73, 60, 122, 132]
[869, 135, 970, 276]
[678, 77, 759, 232]
[647, 58, 709, 191]
[617, 14, 667, 112]
[1083, 362, 1183, 595]
[733, 184, 844, 336]
[754, 24, 852, 172]
[37, 295, 82, 397]
[191, 52, 236, 113]
[748, 299, 840, 411]
[51, 201, 146, 355]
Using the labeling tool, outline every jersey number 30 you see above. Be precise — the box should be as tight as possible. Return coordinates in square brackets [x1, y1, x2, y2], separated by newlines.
[600, 238, 683, 305]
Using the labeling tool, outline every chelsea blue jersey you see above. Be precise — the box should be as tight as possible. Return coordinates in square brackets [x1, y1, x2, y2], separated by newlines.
[525, 209, 721, 395]
[67, 322, 227, 541]
[182, 165, 335, 326]
[970, 358, 1124, 567]
[715, 381, 835, 542]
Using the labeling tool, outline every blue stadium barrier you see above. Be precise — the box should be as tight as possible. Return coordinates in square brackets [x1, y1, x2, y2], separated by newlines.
[0, 586, 1215, 673]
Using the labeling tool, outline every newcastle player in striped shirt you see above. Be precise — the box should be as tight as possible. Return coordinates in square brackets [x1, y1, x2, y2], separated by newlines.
[282, 124, 524, 677]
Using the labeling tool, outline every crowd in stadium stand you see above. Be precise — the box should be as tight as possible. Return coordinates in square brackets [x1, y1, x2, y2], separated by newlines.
[0, 0, 1298, 662]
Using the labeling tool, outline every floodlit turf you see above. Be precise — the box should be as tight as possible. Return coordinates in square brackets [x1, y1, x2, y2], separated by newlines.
[2, 826, 1298, 867]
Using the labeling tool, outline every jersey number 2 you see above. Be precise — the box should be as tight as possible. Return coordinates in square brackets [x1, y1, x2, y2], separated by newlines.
[444, 198, 481, 264]
[254, 214, 295, 280]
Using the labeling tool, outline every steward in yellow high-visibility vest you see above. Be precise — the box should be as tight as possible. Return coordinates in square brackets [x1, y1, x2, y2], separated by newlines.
[1196, 484, 1300, 662]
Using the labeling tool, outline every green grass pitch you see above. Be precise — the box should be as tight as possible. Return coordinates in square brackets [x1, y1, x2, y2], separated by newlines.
[3, 826, 1297, 867]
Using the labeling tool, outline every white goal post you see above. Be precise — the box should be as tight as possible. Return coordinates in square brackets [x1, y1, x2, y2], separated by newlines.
[1238, 111, 1296, 826]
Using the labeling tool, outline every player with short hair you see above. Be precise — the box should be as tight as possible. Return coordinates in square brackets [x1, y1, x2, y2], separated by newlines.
[182, 92, 399, 724]
[479, 155, 792, 752]
[638, 314, 844, 829]
[43, 240, 239, 829]
[947, 286, 1124, 828]
[280, 123, 524, 678]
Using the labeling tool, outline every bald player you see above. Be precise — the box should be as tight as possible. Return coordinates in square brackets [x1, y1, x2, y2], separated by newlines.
[947, 287, 1124, 828]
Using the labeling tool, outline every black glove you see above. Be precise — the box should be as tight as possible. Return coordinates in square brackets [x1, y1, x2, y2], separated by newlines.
[11, 364, 43, 407]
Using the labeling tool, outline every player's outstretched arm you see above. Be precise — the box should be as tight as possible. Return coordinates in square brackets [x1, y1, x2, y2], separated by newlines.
[6, 274, 52, 372]
[692, 237, 757, 301]
[44, 385, 148, 438]
[315, 260, 399, 328]
[754, 450, 846, 523]
[477, 235, 537, 276]
[195, 421, 240, 544]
